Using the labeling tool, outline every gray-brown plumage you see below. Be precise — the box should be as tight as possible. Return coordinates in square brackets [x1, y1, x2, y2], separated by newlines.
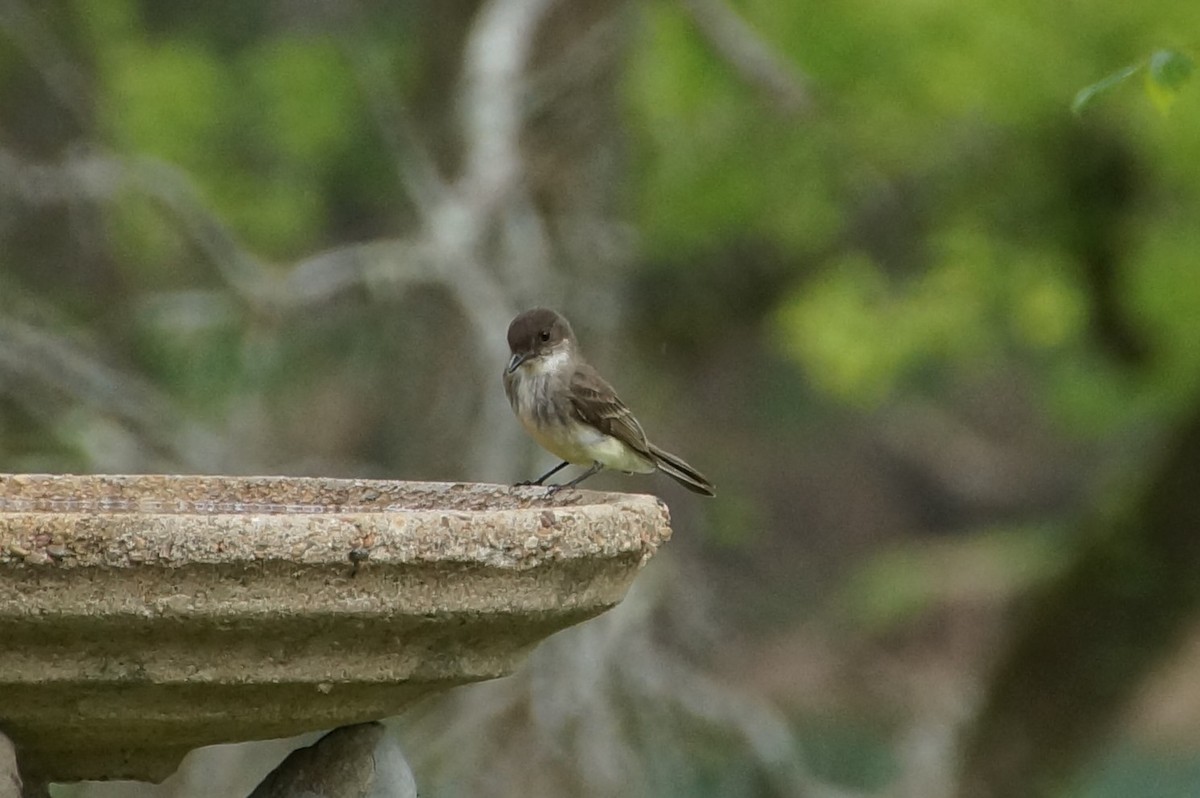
[503, 307, 715, 496]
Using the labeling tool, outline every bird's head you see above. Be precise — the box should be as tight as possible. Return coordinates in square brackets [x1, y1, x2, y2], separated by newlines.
[505, 308, 576, 374]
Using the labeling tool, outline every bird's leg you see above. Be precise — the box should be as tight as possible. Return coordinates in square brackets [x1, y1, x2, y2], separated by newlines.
[547, 461, 603, 494]
[517, 460, 569, 487]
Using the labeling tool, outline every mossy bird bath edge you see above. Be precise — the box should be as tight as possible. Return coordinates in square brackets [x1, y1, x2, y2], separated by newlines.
[0, 474, 672, 784]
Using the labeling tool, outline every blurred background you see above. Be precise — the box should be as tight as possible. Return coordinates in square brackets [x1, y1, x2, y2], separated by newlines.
[2, 1, 1199, 796]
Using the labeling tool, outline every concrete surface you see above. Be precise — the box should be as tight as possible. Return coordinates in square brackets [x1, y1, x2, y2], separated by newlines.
[0, 474, 671, 784]
[0, 730, 19, 798]
[248, 723, 414, 798]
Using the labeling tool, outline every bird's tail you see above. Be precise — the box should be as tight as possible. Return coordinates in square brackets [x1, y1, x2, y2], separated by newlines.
[649, 443, 715, 496]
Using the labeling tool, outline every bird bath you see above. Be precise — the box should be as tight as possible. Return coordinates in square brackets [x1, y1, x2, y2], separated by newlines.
[0, 473, 671, 784]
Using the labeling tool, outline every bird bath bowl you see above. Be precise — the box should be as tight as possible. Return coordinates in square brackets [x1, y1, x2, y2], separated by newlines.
[0, 473, 671, 784]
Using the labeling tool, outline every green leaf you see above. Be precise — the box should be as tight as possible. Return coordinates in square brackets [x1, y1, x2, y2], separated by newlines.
[1071, 63, 1141, 115]
[1144, 49, 1195, 115]
[1149, 49, 1195, 90]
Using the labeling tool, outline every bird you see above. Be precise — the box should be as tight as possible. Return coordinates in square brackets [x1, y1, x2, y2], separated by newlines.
[502, 307, 715, 496]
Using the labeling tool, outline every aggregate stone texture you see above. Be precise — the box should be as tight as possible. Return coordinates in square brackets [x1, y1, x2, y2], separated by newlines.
[0, 474, 672, 784]
[248, 722, 415, 798]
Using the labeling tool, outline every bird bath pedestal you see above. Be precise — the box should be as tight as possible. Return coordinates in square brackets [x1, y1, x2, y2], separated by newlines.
[0, 474, 671, 786]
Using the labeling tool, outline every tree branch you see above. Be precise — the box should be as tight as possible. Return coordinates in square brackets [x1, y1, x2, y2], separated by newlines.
[0, 0, 92, 126]
[678, 0, 814, 116]
[0, 313, 232, 473]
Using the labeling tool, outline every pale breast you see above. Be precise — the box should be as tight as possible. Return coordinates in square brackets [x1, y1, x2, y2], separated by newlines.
[505, 370, 654, 473]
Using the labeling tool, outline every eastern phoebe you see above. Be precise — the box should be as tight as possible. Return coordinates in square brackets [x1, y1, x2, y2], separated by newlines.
[503, 308, 715, 496]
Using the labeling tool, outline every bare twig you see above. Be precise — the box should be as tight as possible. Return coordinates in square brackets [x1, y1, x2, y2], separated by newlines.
[333, 1, 450, 222]
[678, 0, 814, 115]
[422, 0, 567, 481]
[460, 0, 558, 211]
[0, 314, 231, 473]
[0, 148, 276, 306]
[278, 238, 427, 307]
[317, 0, 567, 481]
[874, 399, 1077, 513]
[398, 566, 833, 797]
[526, 13, 629, 113]
[121, 157, 278, 305]
[0, 0, 92, 126]
[0, 0, 609, 486]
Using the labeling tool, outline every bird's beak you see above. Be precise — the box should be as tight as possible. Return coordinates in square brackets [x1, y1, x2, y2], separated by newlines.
[506, 352, 527, 374]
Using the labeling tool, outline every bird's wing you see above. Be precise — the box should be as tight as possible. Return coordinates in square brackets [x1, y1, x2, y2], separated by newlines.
[569, 364, 653, 457]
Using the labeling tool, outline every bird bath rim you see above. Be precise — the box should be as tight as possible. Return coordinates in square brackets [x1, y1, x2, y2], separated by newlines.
[0, 473, 672, 783]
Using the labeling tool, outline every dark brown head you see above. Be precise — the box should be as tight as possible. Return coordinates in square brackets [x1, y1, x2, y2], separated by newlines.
[505, 308, 577, 374]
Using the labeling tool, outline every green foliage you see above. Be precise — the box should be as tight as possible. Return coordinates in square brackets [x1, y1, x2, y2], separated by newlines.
[773, 241, 1086, 403]
[3, 3, 1200, 794]
[629, 0, 1200, 438]
[628, 4, 841, 256]
[102, 40, 231, 168]
[840, 525, 1068, 630]
[83, 8, 383, 261]
[133, 292, 245, 411]
[248, 39, 359, 166]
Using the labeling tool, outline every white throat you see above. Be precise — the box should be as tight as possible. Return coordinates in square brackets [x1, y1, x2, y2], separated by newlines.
[525, 347, 572, 377]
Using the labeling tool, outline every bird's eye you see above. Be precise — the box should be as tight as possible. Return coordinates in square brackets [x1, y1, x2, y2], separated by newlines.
[539, 330, 551, 342]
